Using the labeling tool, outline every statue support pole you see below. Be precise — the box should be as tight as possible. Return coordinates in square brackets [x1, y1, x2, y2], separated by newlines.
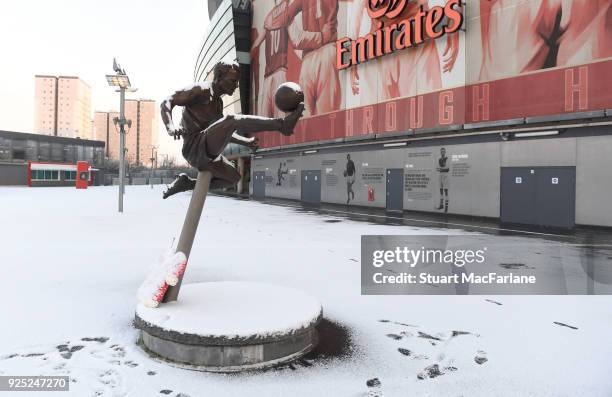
[163, 170, 213, 302]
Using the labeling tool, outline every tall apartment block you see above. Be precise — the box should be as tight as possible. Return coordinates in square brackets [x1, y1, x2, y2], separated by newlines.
[94, 99, 157, 165]
[93, 111, 119, 159]
[34, 75, 93, 139]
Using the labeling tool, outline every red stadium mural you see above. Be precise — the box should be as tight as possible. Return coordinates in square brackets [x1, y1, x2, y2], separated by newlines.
[251, 0, 612, 148]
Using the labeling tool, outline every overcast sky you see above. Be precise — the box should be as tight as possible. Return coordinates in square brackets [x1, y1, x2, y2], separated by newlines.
[0, 0, 209, 161]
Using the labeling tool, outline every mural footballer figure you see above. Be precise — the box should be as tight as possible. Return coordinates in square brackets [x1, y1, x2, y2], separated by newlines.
[344, 154, 356, 205]
[156, 61, 304, 302]
[251, 0, 290, 118]
[437, 148, 450, 213]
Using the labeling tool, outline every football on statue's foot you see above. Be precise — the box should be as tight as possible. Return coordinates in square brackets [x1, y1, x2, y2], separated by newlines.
[275, 82, 304, 113]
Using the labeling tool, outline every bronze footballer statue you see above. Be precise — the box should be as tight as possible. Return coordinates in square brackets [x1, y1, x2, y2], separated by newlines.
[159, 61, 304, 302]
[162, 61, 304, 199]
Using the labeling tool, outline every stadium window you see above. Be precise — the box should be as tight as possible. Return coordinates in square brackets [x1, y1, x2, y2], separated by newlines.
[12, 149, 25, 161]
[64, 171, 76, 181]
[31, 170, 57, 180]
[33, 170, 60, 180]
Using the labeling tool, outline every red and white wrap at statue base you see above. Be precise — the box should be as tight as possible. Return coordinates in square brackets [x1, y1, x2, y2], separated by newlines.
[137, 249, 187, 308]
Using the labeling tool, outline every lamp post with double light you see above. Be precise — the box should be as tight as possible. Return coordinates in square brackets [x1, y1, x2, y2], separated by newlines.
[106, 58, 136, 213]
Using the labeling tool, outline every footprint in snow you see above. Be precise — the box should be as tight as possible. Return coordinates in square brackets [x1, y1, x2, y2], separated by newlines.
[82, 337, 109, 343]
[417, 364, 444, 380]
[475, 351, 488, 365]
[398, 348, 428, 360]
[393, 322, 418, 328]
[22, 352, 45, 357]
[553, 321, 578, 330]
[451, 330, 479, 338]
[417, 331, 443, 341]
[366, 378, 382, 397]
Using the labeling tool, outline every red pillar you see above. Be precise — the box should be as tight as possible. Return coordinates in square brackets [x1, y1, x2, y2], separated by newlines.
[27, 161, 32, 187]
[76, 161, 89, 189]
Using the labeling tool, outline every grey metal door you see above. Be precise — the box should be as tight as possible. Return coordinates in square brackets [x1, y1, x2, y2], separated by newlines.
[386, 169, 404, 211]
[253, 171, 266, 199]
[536, 168, 576, 228]
[501, 167, 576, 228]
[301, 170, 321, 204]
[501, 168, 537, 225]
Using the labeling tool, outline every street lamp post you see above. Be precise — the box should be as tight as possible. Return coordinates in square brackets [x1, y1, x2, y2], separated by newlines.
[149, 145, 157, 188]
[106, 58, 135, 213]
[160, 153, 169, 169]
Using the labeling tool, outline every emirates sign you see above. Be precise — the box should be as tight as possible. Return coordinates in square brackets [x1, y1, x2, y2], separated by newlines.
[336, 0, 464, 70]
[367, 0, 408, 19]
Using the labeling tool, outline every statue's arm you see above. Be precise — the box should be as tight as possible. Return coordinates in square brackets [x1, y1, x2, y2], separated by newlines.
[161, 85, 202, 138]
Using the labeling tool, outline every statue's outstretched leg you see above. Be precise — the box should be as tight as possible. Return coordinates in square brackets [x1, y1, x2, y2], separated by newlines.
[196, 103, 303, 160]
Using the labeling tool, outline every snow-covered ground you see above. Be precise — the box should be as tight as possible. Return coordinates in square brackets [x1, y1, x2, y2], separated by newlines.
[0, 186, 611, 397]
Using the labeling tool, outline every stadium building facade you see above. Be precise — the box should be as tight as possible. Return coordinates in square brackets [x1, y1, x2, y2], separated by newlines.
[202, 0, 612, 228]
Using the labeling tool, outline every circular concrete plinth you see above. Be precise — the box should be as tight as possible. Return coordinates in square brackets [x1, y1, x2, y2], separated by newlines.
[135, 282, 323, 372]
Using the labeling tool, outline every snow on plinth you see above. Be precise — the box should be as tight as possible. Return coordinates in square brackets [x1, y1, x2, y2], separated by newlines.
[136, 282, 322, 341]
